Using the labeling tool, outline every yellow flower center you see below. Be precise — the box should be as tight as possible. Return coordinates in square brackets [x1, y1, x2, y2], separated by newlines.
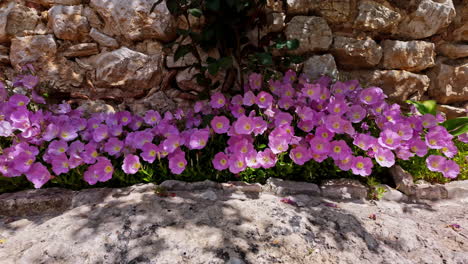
[220, 159, 227, 165]
[61, 132, 69, 138]
[122, 117, 128, 122]
[178, 162, 185, 168]
[244, 124, 251, 131]
[356, 162, 364, 169]
[236, 160, 244, 168]
[105, 166, 113, 173]
[316, 144, 323, 150]
[334, 146, 341, 153]
[259, 97, 266, 102]
[365, 96, 372, 102]
[307, 90, 314, 96]
[295, 152, 302, 159]
[59, 147, 65, 153]
[149, 150, 156, 157]
[216, 122, 223, 129]
[322, 132, 328, 138]
[18, 101, 25, 106]
[334, 107, 340, 113]
[385, 138, 394, 145]
[218, 98, 224, 105]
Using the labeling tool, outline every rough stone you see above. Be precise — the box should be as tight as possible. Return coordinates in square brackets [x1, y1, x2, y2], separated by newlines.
[90, 0, 176, 42]
[437, 43, 468, 59]
[331, 36, 382, 68]
[48, 5, 90, 41]
[437, 104, 466, 119]
[286, 0, 354, 24]
[175, 68, 206, 93]
[1, 185, 467, 264]
[265, 177, 321, 196]
[5, 4, 40, 38]
[354, 1, 401, 32]
[378, 184, 408, 202]
[381, 40, 436, 72]
[89, 28, 119, 48]
[0, 2, 15, 43]
[222, 182, 263, 193]
[62, 43, 99, 57]
[28, 0, 82, 5]
[89, 47, 163, 92]
[0, 188, 74, 217]
[344, 70, 430, 103]
[321, 178, 368, 200]
[0, 54, 9, 64]
[445, 180, 468, 199]
[77, 99, 115, 115]
[82, 6, 103, 29]
[303, 54, 338, 80]
[449, 0, 468, 42]
[428, 58, 468, 104]
[397, 0, 456, 39]
[390, 165, 416, 196]
[284, 16, 332, 55]
[9, 34, 57, 70]
[134, 40, 164, 56]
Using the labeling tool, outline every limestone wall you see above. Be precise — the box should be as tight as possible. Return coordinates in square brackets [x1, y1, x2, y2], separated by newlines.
[0, 0, 466, 118]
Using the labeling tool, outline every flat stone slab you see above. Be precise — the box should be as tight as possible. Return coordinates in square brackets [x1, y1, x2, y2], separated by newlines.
[321, 179, 368, 200]
[265, 177, 321, 196]
[0, 184, 467, 264]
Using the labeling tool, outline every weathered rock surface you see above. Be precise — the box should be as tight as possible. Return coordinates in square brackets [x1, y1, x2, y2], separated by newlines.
[344, 70, 429, 103]
[286, 0, 354, 24]
[285, 16, 332, 55]
[90, 0, 176, 42]
[428, 58, 468, 104]
[5, 4, 40, 38]
[381, 40, 435, 72]
[62, 43, 99, 57]
[0, 183, 467, 263]
[9, 34, 57, 70]
[303, 54, 338, 80]
[77, 99, 115, 115]
[354, 1, 401, 32]
[437, 43, 468, 59]
[321, 178, 368, 200]
[397, 0, 456, 39]
[89, 47, 164, 92]
[265, 177, 321, 196]
[48, 5, 89, 41]
[0, 2, 15, 43]
[437, 104, 467, 119]
[331, 36, 382, 68]
[89, 28, 119, 48]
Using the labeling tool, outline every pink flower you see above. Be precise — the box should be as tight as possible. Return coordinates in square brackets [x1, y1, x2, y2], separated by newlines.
[426, 155, 445, 173]
[188, 129, 210, 150]
[256, 91, 273, 108]
[211, 116, 230, 134]
[122, 154, 141, 174]
[290, 146, 311, 165]
[210, 92, 226, 109]
[26, 163, 51, 188]
[374, 147, 395, 167]
[213, 152, 229, 170]
[329, 140, 351, 161]
[257, 148, 277, 169]
[141, 143, 159, 163]
[229, 154, 247, 174]
[441, 160, 460, 179]
[168, 152, 187, 175]
[234, 116, 254, 135]
[249, 73, 262, 90]
[351, 156, 373, 176]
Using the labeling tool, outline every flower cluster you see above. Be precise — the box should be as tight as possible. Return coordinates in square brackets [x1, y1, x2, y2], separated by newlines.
[0, 70, 465, 189]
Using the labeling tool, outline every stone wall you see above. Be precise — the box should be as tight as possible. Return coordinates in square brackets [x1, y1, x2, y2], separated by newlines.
[0, 0, 466, 118]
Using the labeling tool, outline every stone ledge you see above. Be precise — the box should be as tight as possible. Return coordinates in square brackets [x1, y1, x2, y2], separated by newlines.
[264, 177, 321, 196]
[321, 179, 368, 200]
[390, 165, 468, 201]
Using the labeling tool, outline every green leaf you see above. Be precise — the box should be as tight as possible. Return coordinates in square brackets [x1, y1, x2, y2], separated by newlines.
[450, 123, 468, 136]
[207, 62, 219, 75]
[218, 56, 233, 69]
[441, 117, 468, 131]
[188, 8, 203, 18]
[421, 100, 437, 115]
[174, 44, 191, 62]
[406, 100, 429, 115]
[286, 39, 300, 50]
[206, 0, 220, 11]
[257, 53, 273, 66]
[257, 144, 267, 149]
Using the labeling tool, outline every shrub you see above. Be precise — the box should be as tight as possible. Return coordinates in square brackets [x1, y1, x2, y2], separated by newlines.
[0, 68, 466, 193]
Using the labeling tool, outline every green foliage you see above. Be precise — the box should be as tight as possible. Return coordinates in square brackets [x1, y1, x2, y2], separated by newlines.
[406, 100, 437, 116]
[366, 177, 387, 200]
[398, 140, 468, 184]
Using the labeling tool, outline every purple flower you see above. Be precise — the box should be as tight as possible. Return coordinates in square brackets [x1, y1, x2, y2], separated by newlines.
[290, 146, 311, 165]
[144, 110, 161, 126]
[210, 92, 226, 109]
[315, 125, 334, 141]
[103, 138, 123, 156]
[378, 129, 401, 150]
[26, 163, 51, 188]
[354, 133, 375, 151]
[47, 140, 68, 155]
[257, 148, 277, 169]
[140, 143, 159, 163]
[245, 150, 261, 169]
[213, 152, 229, 170]
[326, 96, 348, 116]
[268, 137, 289, 154]
[359, 87, 385, 105]
[162, 134, 182, 154]
[325, 115, 345, 134]
[421, 114, 437, 129]
[211, 116, 230, 134]
[301, 83, 321, 100]
[441, 160, 460, 179]
[117, 111, 132, 126]
[122, 154, 141, 174]
[8, 94, 30, 108]
[59, 125, 78, 142]
[234, 116, 254, 135]
[351, 156, 373, 176]
[256, 91, 273, 108]
[249, 73, 262, 90]
[243, 91, 256, 106]
[309, 136, 330, 155]
[336, 156, 352, 171]
[168, 152, 187, 175]
[92, 124, 109, 143]
[51, 153, 70, 175]
[0, 121, 13, 137]
[426, 155, 446, 172]
[188, 129, 210, 150]
[13, 152, 35, 173]
[32, 90, 46, 104]
[329, 140, 351, 161]
[347, 105, 366, 123]
[82, 143, 99, 164]
[374, 148, 395, 167]
[408, 138, 428, 157]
